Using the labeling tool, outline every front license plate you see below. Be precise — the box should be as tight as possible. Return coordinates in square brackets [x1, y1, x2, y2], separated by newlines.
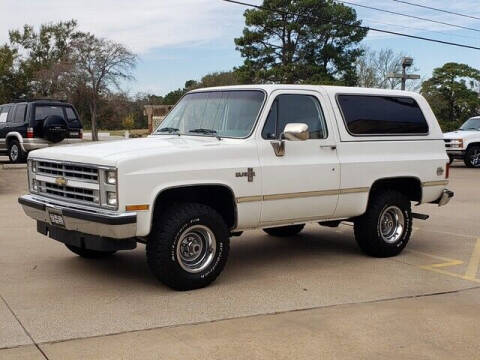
[49, 213, 65, 226]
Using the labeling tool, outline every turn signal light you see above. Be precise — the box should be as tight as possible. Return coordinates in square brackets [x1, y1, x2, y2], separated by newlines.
[126, 204, 149, 211]
[27, 127, 34, 138]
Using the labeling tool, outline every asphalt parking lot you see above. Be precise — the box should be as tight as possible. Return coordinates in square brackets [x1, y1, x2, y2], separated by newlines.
[0, 157, 479, 359]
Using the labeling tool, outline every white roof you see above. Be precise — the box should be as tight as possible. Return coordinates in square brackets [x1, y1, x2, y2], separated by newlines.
[189, 84, 420, 98]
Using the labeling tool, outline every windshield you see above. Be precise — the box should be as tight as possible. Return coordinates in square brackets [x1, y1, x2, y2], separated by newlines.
[459, 117, 480, 131]
[155, 90, 265, 138]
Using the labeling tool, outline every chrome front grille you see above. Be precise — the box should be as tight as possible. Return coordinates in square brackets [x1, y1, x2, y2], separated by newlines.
[32, 160, 101, 207]
[29, 159, 117, 210]
[37, 161, 99, 182]
[39, 182, 98, 204]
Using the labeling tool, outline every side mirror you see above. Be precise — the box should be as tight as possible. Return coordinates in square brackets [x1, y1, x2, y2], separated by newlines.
[283, 123, 309, 141]
[270, 123, 310, 157]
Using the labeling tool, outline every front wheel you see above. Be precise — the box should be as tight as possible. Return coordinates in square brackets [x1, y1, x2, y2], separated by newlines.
[354, 190, 412, 257]
[146, 203, 230, 291]
[464, 145, 480, 168]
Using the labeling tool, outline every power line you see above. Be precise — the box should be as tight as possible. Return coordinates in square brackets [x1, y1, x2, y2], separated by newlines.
[339, 1, 480, 33]
[391, 0, 480, 21]
[365, 18, 480, 42]
[222, 0, 480, 51]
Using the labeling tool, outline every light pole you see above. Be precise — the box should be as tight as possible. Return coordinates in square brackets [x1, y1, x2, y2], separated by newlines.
[387, 57, 420, 91]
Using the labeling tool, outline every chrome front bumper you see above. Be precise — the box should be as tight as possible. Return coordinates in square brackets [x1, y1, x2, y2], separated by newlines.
[18, 194, 136, 239]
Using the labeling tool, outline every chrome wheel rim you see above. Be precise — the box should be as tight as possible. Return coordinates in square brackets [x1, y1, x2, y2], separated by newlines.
[10, 144, 18, 161]
[470, 149, 480, 167]
[379, 206, 405, 244]
[176, 225, 216, 273]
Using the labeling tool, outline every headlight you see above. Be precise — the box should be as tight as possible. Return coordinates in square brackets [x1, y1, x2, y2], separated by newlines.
[450, 139, 464, 148]
[106, 192, 117, 206]
[106, 170, 117, 185]
[31, 160, 37, 173]
[32, 179, 38, 191]
[100, 168, 118, 209]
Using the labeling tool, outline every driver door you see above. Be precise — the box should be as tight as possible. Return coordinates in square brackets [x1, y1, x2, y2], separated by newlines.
[258, 90, 340, 224]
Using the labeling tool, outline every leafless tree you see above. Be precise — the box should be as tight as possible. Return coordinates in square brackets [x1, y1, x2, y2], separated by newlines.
[356, 47, 421, 91]
[70, 34, 136, 140]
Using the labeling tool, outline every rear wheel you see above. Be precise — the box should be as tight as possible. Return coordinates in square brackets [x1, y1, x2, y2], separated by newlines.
[464, 145, 480, 168]
[448, 155, 454, 165]
[354, 190, 412, 257]
[8, 140, 27, 163]
[146, 203, 230, 291]
[263, 224, 305, 237]
[65, 244, 116, 258]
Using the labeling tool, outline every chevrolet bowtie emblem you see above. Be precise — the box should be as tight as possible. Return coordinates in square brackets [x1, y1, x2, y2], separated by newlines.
[55, 177, 67, 186]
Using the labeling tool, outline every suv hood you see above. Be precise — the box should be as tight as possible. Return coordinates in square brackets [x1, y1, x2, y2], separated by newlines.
[28, 135, 228, 166]
[443, 130, 479, 139]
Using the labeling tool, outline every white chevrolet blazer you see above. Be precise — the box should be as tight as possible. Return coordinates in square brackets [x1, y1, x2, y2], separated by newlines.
[19, 85, 453, 290]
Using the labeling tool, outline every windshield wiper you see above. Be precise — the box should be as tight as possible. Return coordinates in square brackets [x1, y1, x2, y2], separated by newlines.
[461, 127, 479, 131]
[156, 127, 180, 135]
[189, 128, 222, 140]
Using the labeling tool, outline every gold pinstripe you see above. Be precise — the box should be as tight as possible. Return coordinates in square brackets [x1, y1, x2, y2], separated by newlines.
[236, 187, 369, 204]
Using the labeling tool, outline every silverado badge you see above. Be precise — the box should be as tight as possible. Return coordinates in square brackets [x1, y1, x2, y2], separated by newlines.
[236, 168, 256, 182]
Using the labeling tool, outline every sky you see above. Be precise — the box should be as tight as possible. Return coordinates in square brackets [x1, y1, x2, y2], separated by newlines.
[0, 0, 479, 96]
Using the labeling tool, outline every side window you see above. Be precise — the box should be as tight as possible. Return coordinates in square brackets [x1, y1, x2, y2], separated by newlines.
[12, 104, 27, 124]
[0, 106, 11, 123]
[0, 106, 6, 123]
[262, 94, 328, 140]
[337, 95, 429, 135]
[65, 107, 78, 121]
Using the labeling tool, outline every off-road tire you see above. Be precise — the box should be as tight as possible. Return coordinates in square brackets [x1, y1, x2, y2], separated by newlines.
[8, 140, 27, 163]
[464, 145, 480, 168]
[146, 203, 230, 291]
[354, 190, 412, 257]
[263, 224, 305, 237]
[65, 244, 116, 258]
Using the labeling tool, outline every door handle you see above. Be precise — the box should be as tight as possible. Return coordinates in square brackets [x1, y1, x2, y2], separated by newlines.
[320, 145, 337, 150]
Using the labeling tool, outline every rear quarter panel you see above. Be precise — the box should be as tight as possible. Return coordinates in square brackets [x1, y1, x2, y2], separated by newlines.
[326, 89, 449, 218]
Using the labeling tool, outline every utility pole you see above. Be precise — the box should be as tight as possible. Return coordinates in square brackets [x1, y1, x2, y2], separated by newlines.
[387, 57, 421, 90]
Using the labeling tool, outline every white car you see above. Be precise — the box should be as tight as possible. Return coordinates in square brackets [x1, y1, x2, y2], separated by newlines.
[443, 116, 480, 168]
[19, 85, 453, 290]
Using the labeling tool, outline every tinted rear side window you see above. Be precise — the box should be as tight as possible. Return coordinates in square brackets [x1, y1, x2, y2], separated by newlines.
[337, 95, 429, 135]
[35, 106, 65, 121]
[65, 107, 78, 121]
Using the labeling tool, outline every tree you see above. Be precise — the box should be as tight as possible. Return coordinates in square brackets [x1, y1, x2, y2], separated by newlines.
[234, 0, 367, 85]
[70, 34, 136, 140]
[9, 20, 81, 97]
[421, 63, 480, 131]
[199, 71, 242, 87]
[0, 45, 31, 103]
[355, 48, 420, 90]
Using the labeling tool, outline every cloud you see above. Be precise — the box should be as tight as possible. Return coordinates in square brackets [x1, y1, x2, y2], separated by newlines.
[0, 0, 257, 54]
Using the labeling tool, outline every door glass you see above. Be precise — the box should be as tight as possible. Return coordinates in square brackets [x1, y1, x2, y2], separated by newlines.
[262, 94, 328, 139]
